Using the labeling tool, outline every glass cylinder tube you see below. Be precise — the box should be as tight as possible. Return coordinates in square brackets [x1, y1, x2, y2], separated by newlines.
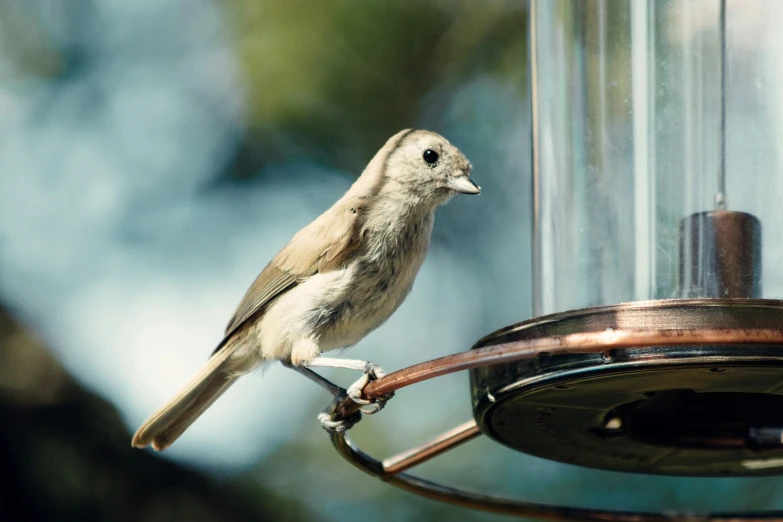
[531, 0, 783, 316]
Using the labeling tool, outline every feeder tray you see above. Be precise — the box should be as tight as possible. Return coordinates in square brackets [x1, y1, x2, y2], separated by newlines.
[470, 299, 783, 477]
[324, 300, 783, 520]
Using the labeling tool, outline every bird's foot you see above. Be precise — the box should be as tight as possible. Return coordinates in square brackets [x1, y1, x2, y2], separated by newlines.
[301, 357, 394, 429]
[317, 390, 362, 433]
[346, 362, 395, 414]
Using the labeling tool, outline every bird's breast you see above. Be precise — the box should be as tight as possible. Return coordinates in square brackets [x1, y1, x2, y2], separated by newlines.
[314, 214, 434, 349]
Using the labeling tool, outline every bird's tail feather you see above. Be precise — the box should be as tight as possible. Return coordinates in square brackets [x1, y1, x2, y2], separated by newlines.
[131, 345, 239, 451]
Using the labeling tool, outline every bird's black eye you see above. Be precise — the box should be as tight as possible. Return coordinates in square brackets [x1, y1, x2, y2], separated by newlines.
[423, 149, 439, 165]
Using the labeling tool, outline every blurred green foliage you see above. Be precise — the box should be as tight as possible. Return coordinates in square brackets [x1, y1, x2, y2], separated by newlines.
[0, 1, 62, 80]
[225, 0, 527, 175]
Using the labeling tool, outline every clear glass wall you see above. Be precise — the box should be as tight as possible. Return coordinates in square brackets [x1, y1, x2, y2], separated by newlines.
[531, 0, 783, 316]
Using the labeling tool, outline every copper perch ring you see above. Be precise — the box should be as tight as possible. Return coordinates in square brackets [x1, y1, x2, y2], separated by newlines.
[326, 328, 783, 521]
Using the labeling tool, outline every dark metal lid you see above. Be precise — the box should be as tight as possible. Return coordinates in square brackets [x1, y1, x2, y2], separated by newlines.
[470, 299, 783, 476]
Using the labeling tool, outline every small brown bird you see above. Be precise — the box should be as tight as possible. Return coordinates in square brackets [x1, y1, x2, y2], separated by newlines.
[132, 129, 479, 451]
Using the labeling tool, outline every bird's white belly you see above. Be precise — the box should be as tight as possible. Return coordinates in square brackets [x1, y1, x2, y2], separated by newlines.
[252, 267, 356, 361]
[250, 254, 420, 365]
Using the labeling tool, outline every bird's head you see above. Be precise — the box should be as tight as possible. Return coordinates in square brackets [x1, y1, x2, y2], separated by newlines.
[366, 129, 479, 208]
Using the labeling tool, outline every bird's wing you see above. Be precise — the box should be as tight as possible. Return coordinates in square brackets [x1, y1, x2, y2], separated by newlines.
[222, 264, 298, 339]
[221, 201, 365, 343]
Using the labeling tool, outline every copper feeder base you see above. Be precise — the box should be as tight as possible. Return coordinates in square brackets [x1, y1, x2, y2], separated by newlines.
[471, 299, 783, 477]
[327, 298, 783, 520]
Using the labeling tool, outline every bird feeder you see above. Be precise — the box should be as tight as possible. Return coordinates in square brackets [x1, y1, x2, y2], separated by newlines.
[326, 1, 783, 519]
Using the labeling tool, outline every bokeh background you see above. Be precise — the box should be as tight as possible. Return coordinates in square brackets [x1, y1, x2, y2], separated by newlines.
[2, 1, 783, 521]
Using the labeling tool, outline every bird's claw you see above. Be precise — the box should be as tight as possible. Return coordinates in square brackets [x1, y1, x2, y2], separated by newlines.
[318, 391, 361, 433]
[317, 411, 361, 433]
[358, 391, 394, 415]
[346, 361, 387, 407]
[346, 362, 393, 414]
[317, 361, 392, 432]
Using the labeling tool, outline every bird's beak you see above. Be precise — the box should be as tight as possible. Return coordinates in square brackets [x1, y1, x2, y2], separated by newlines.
[446, 175, 481, 195]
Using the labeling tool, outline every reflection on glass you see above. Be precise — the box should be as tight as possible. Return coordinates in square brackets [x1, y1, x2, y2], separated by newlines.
[531, 0, 783, 316]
